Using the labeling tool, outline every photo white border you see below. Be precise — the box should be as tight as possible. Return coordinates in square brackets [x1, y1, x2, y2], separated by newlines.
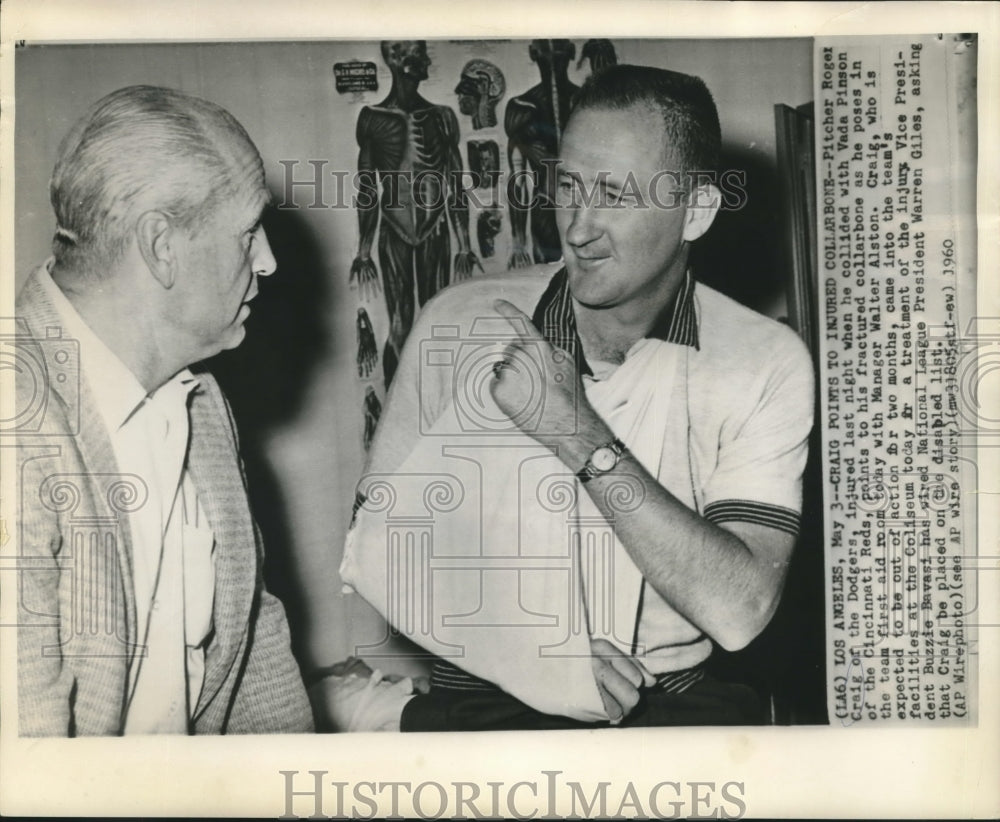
[1, 1, 997, 818]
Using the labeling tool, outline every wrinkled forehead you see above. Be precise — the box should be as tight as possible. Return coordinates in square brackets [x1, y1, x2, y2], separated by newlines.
[245, 181, 272, 216]
[218, 132, 268, 201]
[210, 179, 270, 236]
[235, 176, 271, 220]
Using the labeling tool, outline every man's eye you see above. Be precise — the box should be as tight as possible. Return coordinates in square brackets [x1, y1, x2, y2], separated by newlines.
[554, 179, 576, 206]
[609, 191, 637, 207]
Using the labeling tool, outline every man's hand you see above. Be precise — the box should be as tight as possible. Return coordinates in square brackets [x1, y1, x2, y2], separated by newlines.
[490, 299, 608, 455]
[590, 638, 655, 725]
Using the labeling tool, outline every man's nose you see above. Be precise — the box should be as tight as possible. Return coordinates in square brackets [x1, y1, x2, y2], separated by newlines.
[253, 228, 278, 277]
[563, 201, 600, 248]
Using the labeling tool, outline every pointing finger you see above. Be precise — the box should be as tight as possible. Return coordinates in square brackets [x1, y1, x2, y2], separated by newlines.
[493, 299, 543, 343]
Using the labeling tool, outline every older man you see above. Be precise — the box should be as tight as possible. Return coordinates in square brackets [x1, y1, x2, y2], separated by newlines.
[343, 65, 814, 730]
[14, 85, 313, 735]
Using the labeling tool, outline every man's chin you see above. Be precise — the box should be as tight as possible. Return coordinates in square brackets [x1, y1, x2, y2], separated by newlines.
[216, 323, 248, 354]
[566, 267, 613, 308]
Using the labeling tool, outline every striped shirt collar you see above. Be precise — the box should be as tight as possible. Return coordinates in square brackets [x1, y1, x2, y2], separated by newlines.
[530, 266, 699, 377]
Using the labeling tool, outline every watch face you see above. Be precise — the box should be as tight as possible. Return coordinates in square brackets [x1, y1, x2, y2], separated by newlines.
[591, 446, 618, 472]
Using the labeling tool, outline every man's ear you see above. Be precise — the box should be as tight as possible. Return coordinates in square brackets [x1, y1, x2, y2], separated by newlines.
[135, 210, 178, 289]
[682, 183, 721, 243]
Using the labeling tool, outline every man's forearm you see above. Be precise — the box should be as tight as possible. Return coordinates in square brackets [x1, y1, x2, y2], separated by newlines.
[555, 416, 786, 651]
[489, 300, 793, 653]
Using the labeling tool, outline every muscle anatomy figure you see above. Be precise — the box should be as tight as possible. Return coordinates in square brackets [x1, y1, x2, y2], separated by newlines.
[504, 39, 579, 269]
[352, 40, 481, 387]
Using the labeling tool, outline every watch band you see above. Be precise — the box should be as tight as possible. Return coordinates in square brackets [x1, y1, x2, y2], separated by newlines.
[576, 437, 627, 484]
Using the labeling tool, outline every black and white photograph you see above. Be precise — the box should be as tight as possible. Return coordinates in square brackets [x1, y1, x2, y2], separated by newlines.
[1, 1, 997, 818]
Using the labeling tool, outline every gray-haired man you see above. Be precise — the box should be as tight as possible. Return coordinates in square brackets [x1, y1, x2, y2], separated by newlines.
[15, 85, 313, 735]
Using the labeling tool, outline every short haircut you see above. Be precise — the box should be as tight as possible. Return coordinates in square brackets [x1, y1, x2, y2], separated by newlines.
[570, 64, 721, 176]
[49, 84, 263, 274]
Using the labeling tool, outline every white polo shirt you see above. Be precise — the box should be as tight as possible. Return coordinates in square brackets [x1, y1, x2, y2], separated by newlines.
[357, 265, 814, 676]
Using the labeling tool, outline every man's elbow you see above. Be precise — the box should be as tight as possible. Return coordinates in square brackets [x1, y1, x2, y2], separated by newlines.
[713, 590, 782, 652]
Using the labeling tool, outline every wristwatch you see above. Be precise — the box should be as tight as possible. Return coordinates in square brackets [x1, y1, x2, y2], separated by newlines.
[576, 438, 627, 483]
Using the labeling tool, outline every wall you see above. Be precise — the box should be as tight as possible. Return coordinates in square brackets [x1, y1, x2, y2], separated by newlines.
[14, 37, 812, 676]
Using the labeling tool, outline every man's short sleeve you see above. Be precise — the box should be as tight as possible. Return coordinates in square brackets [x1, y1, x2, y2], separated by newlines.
[700, 330, 815, 537]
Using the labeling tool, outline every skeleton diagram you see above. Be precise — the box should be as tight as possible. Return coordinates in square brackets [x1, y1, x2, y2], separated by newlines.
[504, 39, 580, 269]
[351, 40, 481, 388]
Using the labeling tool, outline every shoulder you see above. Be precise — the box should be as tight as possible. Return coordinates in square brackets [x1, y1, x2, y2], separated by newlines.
[191, 370, 235, 429]
[190, 370, 241, 446]
[693, 282, 813, 384]
[196, 369, 224, 395]
[15, 266, 52, 325]
[14, 269, 82, 437]
[690, 283, 814, 427]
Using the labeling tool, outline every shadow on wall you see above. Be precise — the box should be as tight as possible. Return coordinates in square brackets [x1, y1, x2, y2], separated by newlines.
[691, 145, 786, 317]
[207, 201, 331, 667]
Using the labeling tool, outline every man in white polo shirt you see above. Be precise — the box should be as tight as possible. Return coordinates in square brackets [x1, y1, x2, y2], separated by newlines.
[342, 65, 814, 729]
[15, 85, 313, 735]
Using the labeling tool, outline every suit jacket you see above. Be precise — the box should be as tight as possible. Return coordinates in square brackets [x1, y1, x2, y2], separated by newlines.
[14, 269, 314, 736]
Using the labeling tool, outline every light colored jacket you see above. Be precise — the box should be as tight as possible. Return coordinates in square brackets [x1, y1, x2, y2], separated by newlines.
[13, 270, 314, 736]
